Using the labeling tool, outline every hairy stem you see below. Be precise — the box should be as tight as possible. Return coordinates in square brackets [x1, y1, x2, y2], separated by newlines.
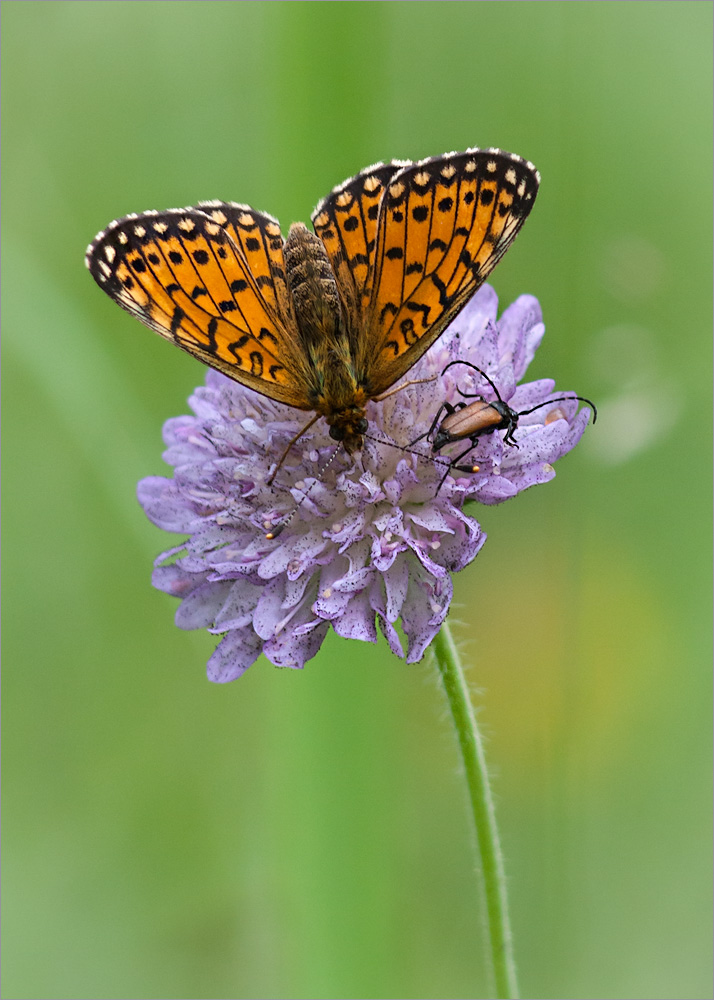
[433, 621, 519, 999]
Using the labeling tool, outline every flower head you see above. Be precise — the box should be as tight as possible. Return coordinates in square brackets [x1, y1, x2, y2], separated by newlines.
[138, 285, 592, 681]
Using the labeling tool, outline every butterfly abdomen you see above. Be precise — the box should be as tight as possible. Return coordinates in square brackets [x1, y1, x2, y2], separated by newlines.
[283, 222, 367, 451]
[284, 223, 343, 350]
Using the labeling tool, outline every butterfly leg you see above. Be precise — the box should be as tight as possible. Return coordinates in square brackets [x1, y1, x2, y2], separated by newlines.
[372, 373, 438, 403]
[266, 413, 321, 486]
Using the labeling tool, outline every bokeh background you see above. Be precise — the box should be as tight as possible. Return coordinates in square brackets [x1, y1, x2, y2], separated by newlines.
[3, 3, 712, 998]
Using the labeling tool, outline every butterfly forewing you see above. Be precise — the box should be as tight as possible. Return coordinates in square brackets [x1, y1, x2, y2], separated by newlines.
[191, 201, 296, 327]
[86, 207, 312, 408]
[363, 150, 539, 395]
[311, 160, 411, 335]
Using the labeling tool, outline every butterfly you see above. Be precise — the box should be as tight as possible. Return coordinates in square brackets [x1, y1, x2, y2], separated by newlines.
[85, 148, 539, 463]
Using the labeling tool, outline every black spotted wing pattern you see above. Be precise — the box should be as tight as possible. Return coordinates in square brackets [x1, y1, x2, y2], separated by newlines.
[85, 206, 312, 408]
[311, 160, 411, 334]
[362, 149, 539, 394]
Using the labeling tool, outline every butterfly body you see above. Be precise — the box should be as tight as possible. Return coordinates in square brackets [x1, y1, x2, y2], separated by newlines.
[86, 149, 540, 458]
[282, 222, 369, 452]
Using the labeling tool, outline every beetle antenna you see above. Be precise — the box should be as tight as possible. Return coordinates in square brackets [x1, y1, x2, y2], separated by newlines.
[516, 395, 598, 423]
[440, 360, 505, 403]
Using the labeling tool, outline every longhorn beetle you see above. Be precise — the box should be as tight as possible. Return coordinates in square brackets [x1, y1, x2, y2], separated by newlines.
[411, 360, 597, 483]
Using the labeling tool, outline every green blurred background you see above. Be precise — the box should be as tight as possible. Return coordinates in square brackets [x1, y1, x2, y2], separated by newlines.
[3, 3, 712, 998]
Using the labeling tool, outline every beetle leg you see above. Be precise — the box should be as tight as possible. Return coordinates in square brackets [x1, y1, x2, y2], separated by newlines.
[409, 402, 453, 447]
[450, 441, 479, 470]
[435, 441, 479, 493]
[503, 426, 520, 447]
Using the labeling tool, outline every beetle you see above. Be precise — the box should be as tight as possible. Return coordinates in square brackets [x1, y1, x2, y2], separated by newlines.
[411, 360, 597, 481]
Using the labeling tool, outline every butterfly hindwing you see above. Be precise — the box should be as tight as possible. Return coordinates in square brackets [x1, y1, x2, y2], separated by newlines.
[363, 149, 540, 395]
[86, 207, 312, 409]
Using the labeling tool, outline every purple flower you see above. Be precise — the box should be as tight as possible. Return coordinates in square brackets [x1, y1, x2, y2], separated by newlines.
[138, 286, 592, 681]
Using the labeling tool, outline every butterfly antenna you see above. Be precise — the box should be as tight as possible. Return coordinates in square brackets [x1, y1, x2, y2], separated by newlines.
[264, 446, 342, 540]
[441, 360, 505, 403]
[516, 395, 598, 423]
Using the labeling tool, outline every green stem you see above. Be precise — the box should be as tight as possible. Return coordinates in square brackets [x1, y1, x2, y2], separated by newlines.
[432, 620, 519, 1000]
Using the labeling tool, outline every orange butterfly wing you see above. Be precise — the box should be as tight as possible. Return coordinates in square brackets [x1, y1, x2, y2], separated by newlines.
[311, 160, 411, 335]
[85, 203, 314, 409]
[361, 149, 539, 395]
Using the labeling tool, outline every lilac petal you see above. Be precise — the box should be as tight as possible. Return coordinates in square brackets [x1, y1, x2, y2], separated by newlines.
[332, 591, 378, 644]
[258, 529, 328, 580]
[208, 579, 264, 632]
[138, 476, 200, 533]
[432, 510, 485, 572]
[327, 510, 368, 550]
[438, 322, 501, 400]
[263, 616, 329, 669]
[175, 580, 233, 630]
[371, 579, 406, 658]
[510, 378, 556, 412]
[497, 294, 544, 379]
[457, 284, 499, 335]
[251, 577, 307, 641]
[509, 425, 560, 465]
[370, 531, 406, 573]
[473, 475, 522, 505]
[506, 462, 557, 492]
[154, 542, 188, 566]
[313, 559, 356, 619]
[186, 523, 243, 555]
[406, 505, 454, 533]
[151, 562, 207, 599]
[314, 586, 363, 621]
[402, 574, 452, 663]
[162, 417, 218, 466]
[204, 369, 234, 391]
[403, 533, 450, 579]
[207, 628, 263, 683]
[332, 564, 373, 595]
[163, 414, 200, 446]
[187, 389, 225, 422]
[384, 557, 409, 621]
[496, 362, 517, 404]
[564, 407, 591, 447]
[283, 575, 312, 610]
